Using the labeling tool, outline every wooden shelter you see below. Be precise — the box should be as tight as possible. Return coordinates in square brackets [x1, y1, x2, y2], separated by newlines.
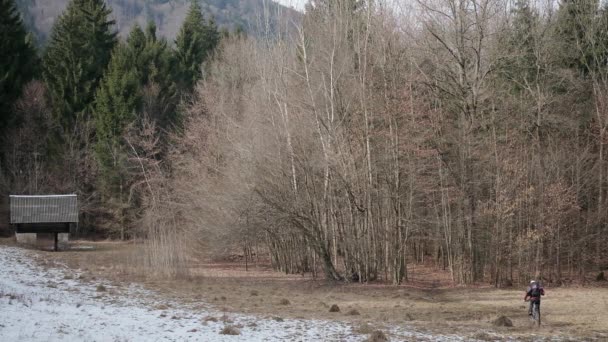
[10, 195, 78, 251]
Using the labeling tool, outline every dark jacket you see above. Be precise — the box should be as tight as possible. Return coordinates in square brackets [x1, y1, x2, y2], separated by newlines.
[524, 284, 545, 303]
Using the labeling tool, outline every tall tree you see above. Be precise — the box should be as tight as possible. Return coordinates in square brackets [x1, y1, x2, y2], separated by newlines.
[175, 0, 219, 90]
[306, 0, 364, 14]
[94, 21, 180, 238]
[95, 22, 179, 183]
[502, 0, 541, 86]
[128, 21, 179, 126]
[42, 0, 116, 131]
[93, 41, 140, 239]
[0, 0, 37, 133]
[94, 42, 140, 154]
[554, 0, 599, 73]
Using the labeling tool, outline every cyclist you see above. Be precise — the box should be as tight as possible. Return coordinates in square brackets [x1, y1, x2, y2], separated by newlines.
[524, 280, 545, 315]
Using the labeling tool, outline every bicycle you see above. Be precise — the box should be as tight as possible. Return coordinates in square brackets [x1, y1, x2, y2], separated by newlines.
[525, 299, 541, 327]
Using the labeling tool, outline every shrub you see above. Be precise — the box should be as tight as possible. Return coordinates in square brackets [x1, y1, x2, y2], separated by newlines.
[219, 325, 240, 335]
[366, 330, 388, 342]
[492, 315, 513, 327]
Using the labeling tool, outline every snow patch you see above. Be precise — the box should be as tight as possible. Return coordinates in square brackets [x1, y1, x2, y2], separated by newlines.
[0, 246, 472, 341]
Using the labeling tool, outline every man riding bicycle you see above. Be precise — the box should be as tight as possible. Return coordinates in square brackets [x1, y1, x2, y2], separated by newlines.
[524, 280, 545, 315]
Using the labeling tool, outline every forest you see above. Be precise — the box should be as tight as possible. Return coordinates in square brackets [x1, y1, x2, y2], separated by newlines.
[2, 0, 608, 288]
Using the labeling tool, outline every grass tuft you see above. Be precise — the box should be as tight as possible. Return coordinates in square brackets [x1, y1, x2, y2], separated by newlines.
[347, 309, 361, 316]
[219, 325, 240, 335]
[365, 330, 388, 342]
[492, 315, 513, 327]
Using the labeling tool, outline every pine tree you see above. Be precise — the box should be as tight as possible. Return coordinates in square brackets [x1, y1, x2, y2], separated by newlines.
[140, 21, 180, 126]
[94, 43, 140, 146]
[13, 0, 45, 44]
[127, 21, 179, 126]
[42, 0, 117, 131]
[94, 21, 180, 207]
[175, 0, 219, 90]
[94, 41, 140, 212]
[0, 0, 37, 133]
[95, 21, 179, 165]
[309, 0, 364, 13]
[502, 0, 540, 87]
[554, 0, 599, 73]
[591, 3, 608, 73]
[94, 22, 180, 238]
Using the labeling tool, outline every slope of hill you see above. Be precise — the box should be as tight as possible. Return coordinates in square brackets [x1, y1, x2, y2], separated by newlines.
[16, 0, 301, 45]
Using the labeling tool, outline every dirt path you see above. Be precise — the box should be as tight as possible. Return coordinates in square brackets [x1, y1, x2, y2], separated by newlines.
[0, 245, 477, 341]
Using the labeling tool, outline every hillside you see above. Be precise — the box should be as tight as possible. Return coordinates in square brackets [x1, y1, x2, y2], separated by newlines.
[15, 0, 300, 44]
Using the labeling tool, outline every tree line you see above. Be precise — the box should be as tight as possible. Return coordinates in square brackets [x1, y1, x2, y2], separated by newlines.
[165, 0, 608, 285]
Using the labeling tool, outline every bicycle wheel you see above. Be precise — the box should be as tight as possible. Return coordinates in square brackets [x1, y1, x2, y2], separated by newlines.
[533, 303, 541, 327]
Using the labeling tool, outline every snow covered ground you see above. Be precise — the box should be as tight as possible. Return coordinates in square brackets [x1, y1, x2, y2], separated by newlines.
[0, 245, 477, 341]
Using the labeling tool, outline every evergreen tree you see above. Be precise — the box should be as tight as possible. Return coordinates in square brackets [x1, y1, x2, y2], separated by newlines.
[127, 21, 179, 126]
[591, 2, 608, 72]
[0, 0, 37, 133]
[42, 0, 116, 131]
[502, 0, 541, 87]
[95, 22, 179, 167]
[13, 0, 45, 44]
[308, 0, 364, 13]
[94, 21, 180, 207]
[175, 0, 219, 90]
[141, 21, 180, 126]
[126, 23, 147, 56]
[554, 0, 599, 73]
[94, 43, 140, 147]
[94, 42, 140, 207]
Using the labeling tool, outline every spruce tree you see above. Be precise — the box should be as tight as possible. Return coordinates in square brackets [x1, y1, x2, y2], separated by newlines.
[0, 0, 37, 132]
[554, 0, 599, 73]
[309, 0, 364, 13]
[175, 0, 219, 90]
[42, 0, 117, 131]
[140, 21, 179, 125]
[94, 21, 181, 199]
[127, 22, 179, 126]
[94, 43, 140, 146]
[95, 22, 178, 163]
[591, 3, 608, 74]
[502, 0, 540, 87]
[94, 42, 140, 205]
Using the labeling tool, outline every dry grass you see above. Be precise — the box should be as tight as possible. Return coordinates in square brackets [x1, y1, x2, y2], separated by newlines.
[492, 315, 513, 327]
[219, 325, 240, 335]
[365, 330, 388, 342]
[347, 309, 361, 316]
[15, 239, 608, 341]
[329, 304, 340, 312]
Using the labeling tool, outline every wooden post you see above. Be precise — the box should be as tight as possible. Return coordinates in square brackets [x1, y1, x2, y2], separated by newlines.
[54, 232, 58, 252]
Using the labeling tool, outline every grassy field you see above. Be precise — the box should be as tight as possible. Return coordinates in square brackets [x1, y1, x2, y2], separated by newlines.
[6, 238, 608, 341]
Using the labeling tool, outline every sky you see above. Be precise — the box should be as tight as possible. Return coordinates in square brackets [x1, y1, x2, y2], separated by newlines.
[275, 0, 307, 11]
